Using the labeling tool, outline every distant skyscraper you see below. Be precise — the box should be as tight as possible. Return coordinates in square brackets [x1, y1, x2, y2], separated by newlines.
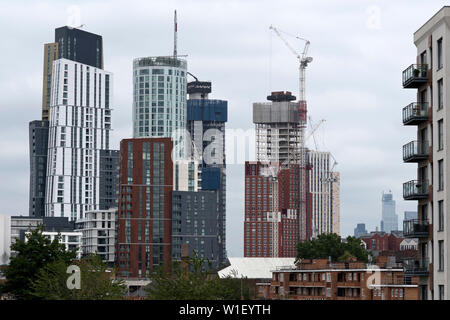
[354, 223, 367, 238]
[404, 211, 417, 222]
[381, 191, 398, 233]
[45, 58, 113, 220]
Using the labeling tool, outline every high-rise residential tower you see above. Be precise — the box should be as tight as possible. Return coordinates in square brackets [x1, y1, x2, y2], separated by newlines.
[381, 191, 398, 233]
[45, 58, 113, 220]
[243, 161, 305, 257]
[253, 91, 301, 166]
[171, 80, 227, 268]
[32, 27, 112, 222]
[116, 138, 173, 278]
[132, 56, 187, 140]
[42, 27, 104, 121]
[245, 91, 311, 258]
[402, 6, 450, 300]
[42, 43, 59, 121]
[308, 151, 340, 236]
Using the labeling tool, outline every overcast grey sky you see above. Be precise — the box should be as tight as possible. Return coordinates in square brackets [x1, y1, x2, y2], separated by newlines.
[0, 0, 446, 257]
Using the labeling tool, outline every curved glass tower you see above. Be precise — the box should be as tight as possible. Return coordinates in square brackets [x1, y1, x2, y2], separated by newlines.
[132, 56, 187, 139]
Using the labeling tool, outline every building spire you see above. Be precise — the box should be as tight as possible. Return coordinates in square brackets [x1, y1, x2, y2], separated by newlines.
[173, 10, 177, 58]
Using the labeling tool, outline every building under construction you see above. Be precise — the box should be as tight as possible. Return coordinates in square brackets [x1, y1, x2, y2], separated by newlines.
[243, 27, 340, 258]
[244, 91, 312, 258]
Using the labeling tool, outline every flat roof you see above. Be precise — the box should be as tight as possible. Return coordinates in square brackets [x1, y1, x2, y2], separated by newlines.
[414, 6, 450, 43]
[218, 257, 296, 279]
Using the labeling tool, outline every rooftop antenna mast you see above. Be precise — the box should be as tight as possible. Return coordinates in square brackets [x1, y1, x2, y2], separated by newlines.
[174, 10, 178, 58]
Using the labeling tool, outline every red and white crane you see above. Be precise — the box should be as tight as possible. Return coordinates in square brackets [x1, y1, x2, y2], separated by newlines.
[269, 25, 313, 242]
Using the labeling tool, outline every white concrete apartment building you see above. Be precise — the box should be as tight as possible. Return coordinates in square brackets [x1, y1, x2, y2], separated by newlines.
[45, 58, 113, 221]
[0, 214, 11, 265]
[308, 151, 340, 237]
[402, 6, 450, 300]
[75, 208, 117, 264]
[25, 230, 82, 259]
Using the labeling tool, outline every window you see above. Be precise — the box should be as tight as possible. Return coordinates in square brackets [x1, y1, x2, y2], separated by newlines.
[439, 285, 445, 300]
[439, 240, 444, 271]
[438, 79, 443, 109]
[438, 119, 444, 150]
[438, 38, 443, 69]
[420, 51, 427, 66]
[438, 159, 444, 191]
[439, 200, 444, 231]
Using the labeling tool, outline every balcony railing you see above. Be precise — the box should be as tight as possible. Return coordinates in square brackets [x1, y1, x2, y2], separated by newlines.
[403, 141, 429, 162]
[402, 64, 428, 88]
[403, 180, 429, 200]
[403, 258, 429, 276]
[403, 219, 429, 238]
[402, 102, 428, 125]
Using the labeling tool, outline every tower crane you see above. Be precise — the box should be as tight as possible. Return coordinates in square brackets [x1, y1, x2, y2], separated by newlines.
[270, 25, 313, 242]
[269, 25, 312, 102]
[306, 117, 326, 151]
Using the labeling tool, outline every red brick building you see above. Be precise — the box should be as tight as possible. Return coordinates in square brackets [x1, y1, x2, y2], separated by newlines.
[244, 161, 311, 258]
[116, 138, 173, 279]
[361, 231, 404, 253]
[257, 257, 419, 300]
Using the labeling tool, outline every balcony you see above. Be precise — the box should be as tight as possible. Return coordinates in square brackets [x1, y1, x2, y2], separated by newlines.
[403, 258, 429, 276]
[402, 102, 428, 125]
[403, 180, 428, 200]
[403, 219, 429, 238]
[403, 141, 429, 162]
[402, 64, 428, 88]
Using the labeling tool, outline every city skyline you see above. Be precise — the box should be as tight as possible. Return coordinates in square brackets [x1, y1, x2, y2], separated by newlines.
[4, 0, 448, 257]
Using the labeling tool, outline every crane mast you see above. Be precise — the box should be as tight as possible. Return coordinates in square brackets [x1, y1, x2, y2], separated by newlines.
[270, 25, 313, 243]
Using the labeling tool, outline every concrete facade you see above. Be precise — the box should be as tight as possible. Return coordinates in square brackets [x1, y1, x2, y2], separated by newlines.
[308, 151, 340, 236]
[0, 215, 11, 265]
[45, 58, 113, 220]
[402, 6, 450, 299]
[76, 208, 117, 264]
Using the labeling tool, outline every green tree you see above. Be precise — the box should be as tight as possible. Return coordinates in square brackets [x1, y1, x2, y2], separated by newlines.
[146, 252, 250, 300]
[1, 225, 76, 299]
[296, 233, 370, 263]
[30, 254, 126, 300]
